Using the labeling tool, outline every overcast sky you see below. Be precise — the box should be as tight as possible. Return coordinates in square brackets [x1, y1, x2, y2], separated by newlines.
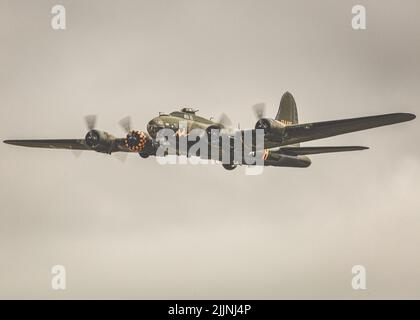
[0, 0, 419, 299]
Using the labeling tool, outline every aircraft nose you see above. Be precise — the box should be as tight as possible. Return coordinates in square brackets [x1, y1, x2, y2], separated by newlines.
[147, 119, 163, 138]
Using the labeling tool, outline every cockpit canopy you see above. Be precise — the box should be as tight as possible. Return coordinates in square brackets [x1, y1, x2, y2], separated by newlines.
[168, 107, 200, 119]
[160, 107, 199, 118]
[180, 107, 198, 114]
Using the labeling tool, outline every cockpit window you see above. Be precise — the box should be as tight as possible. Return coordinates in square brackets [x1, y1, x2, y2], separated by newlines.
[169, 112, 184, 118]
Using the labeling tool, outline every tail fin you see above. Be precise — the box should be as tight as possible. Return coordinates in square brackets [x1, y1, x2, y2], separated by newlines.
[275, 92, 298, 125]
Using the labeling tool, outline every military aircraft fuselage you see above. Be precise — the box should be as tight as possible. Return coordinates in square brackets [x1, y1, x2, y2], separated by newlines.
[3, 92, 415, 170]
[147, 107, 221, 139]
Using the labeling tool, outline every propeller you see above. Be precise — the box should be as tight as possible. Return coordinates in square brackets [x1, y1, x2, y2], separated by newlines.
[218, 113, 233, 129]
[116, 116, 135, 163]
[71, 150, 83, 158]
[252, 103, 266, 120]
[118, 116, 147, 162]
[72, 115, 97, 158]
[119, 116, 132, 134]
[255, 118, 270, 130]
[70, 115, 134, 163]
[113, 152, 128, 162]
[119, 115, 142, 150]
[85, 115, 97, 131]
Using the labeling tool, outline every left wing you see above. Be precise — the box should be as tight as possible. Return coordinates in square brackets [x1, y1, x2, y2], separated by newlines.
[3, 139, 89, 150]
[3, 138, 131, 153]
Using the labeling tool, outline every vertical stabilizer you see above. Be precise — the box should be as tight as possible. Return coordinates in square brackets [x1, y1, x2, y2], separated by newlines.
[275, 92, 298, 125]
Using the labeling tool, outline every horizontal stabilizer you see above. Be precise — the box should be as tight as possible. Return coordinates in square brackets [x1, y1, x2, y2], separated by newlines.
[280, 146, 369, 156]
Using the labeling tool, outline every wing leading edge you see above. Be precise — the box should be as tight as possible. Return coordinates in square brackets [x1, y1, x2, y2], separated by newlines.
[3, 139, 89, 150]
[281, 112, 415, 146]
[3, 138, 131, 153]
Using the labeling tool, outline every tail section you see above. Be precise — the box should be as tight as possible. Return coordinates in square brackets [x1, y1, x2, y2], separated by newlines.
[276, 91, 298, 125]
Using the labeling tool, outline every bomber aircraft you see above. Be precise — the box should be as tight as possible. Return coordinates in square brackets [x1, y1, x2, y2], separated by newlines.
[3, 92, 416, 170]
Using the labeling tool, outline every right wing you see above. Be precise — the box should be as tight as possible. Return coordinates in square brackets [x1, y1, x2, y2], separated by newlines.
[281, 113, 415, 146]
[236, 112, 415, 150]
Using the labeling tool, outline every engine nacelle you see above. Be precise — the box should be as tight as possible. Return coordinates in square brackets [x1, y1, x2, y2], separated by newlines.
[261, 149, 311, 168]
[255, 118, 286, 137]
[85, 130, 115, 153]
[124, 130, 154, 154]
[222, 163, 237, 170]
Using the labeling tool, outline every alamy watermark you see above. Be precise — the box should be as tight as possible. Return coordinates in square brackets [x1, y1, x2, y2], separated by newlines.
[152, 123, 266, 175]
[351, 265, 367, 290]
[352, 5, 366, 30]
[51, 5, 66, 30]
[51, 265, 66, 290]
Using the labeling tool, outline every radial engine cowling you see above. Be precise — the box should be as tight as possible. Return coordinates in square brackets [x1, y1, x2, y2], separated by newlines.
[124, 130, 152, 153]
[255, 118, 286, 137]
[85, 130, 115, 152]
[260, 149, 311, 168]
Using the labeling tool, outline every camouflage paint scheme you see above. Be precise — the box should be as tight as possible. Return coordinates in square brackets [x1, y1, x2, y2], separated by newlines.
[3, 92, 416, 170]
